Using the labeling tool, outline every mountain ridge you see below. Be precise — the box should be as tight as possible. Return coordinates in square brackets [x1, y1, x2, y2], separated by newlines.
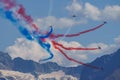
[0, 49, 120, 80]
[80, 49, 120, 80]
[0, 51, 82, 79]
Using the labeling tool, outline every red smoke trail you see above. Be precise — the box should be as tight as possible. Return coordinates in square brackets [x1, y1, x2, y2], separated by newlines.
[50, 21, 107, 39]
[17, 5, 40, 31]
[52, 41, 99, 50]
[17, 5, 33, 23]
[1, 0, 105, 69]
[2, 0, 39, 31]
[52, 42, 102, 70]
[2, 0, 16, 9]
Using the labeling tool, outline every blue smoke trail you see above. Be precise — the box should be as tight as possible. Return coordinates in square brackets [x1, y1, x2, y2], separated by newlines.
[0, 3, 54, 61]
[39, 26, 53, 38]
[36, 37, 54, 61]
[5, 11, 17, 22]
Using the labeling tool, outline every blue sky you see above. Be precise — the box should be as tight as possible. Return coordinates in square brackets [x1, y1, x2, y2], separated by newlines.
[0, 0, 120, 67]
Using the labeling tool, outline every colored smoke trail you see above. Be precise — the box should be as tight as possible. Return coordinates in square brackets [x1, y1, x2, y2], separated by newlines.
[53, 43, 103, 70]
[52, 40, 100, 50]
[50, 21, 107, 39]
[0, 0, 54, 61]
[0, 0, 107, 70]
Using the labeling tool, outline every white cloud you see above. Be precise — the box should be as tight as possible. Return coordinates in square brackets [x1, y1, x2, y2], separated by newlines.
[36, 16, 87, 29]
[87, 35, 120, 55]
[115, 35, 120, 44]
[87, 43, 113, 54]
[6, 35, 120, 67]
[66, 0, 82, 14]
[6, 37, 89, 67]
[51, 40, 88, 67]
[6, 38, 50, 62]
[66, 0, 120, 21]
[34, 1, 120, 30]
[102, 5, 120, 20]
[84, 3, 101, 20]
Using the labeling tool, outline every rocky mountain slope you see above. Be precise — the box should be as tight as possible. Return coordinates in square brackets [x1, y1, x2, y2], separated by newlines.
[0, 51, 82, 79]
[80, 49, 120, 80]
[0, 49, 120, 80]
